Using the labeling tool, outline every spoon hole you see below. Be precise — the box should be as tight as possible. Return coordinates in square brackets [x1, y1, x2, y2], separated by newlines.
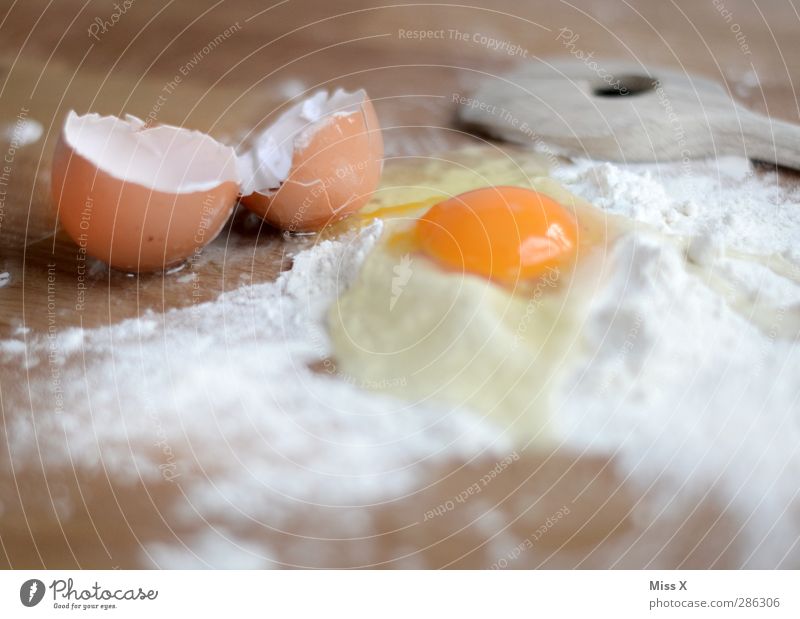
[592, 74, 659, 97]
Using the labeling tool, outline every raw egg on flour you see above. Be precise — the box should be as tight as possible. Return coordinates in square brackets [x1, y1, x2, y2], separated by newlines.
[415, 186, 579, 284]
[329, 153, 603, 441]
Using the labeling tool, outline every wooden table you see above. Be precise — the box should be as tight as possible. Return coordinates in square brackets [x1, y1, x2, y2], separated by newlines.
[1, 0, 798, 568]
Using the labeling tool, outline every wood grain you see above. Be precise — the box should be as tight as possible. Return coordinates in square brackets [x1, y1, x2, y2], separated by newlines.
[1, 0, 799, 569]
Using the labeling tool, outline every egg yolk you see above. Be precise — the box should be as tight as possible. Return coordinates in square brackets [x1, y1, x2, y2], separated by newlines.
[415, 186, 579, 283]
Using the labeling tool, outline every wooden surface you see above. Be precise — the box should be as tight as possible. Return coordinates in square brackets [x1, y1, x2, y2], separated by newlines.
[2, 0, 800, 333]
[1, 0, 799, 568]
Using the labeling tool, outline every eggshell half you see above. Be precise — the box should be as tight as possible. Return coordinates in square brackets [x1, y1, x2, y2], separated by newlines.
[238, 89, 383, 232]
[52, 112, 240, 272]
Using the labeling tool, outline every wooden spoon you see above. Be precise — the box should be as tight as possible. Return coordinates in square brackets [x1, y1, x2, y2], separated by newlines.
[458, 59, 800, 169]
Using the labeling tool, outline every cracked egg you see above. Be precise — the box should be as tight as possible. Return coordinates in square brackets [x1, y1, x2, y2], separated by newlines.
[51, 88, 384, 272]
[237, 88, 383, 232]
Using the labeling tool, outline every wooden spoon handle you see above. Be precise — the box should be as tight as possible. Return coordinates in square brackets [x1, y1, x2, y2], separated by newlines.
[741, 112, 800, 169]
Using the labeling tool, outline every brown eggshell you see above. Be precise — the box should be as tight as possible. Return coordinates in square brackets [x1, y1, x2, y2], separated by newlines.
[52, 129, 239, 273]
[240, 96, 383, 232]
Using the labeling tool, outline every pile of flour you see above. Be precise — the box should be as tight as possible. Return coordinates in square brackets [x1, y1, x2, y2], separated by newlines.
[1, 222, 507, 567]
[2, 154, 799, 567]
[552, 158, 800, 567]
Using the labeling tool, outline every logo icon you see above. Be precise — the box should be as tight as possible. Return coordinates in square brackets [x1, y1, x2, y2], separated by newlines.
[20, 579, 45, 607]
[390, 254, 413, 311]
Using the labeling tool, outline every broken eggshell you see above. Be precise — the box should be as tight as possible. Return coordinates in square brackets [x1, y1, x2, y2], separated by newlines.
[52, 111, 240, 273]
[237, 89, 384, 232]
[51, 89, 384, 272]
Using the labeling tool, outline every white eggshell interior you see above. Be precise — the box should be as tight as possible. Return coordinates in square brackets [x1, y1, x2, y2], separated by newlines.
[236, 88, 368, 197]
[62, 111, 240, 194]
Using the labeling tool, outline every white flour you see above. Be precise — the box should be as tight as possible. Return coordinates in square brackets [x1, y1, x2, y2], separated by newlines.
[2, 155, 800, 567]
[2, 222, 507, 567]
[552, 159, 800, 567]
[554, 157, 800, 259]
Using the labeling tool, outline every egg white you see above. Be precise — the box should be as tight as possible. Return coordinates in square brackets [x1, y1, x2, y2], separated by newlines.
[329, 150, 608, 442]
